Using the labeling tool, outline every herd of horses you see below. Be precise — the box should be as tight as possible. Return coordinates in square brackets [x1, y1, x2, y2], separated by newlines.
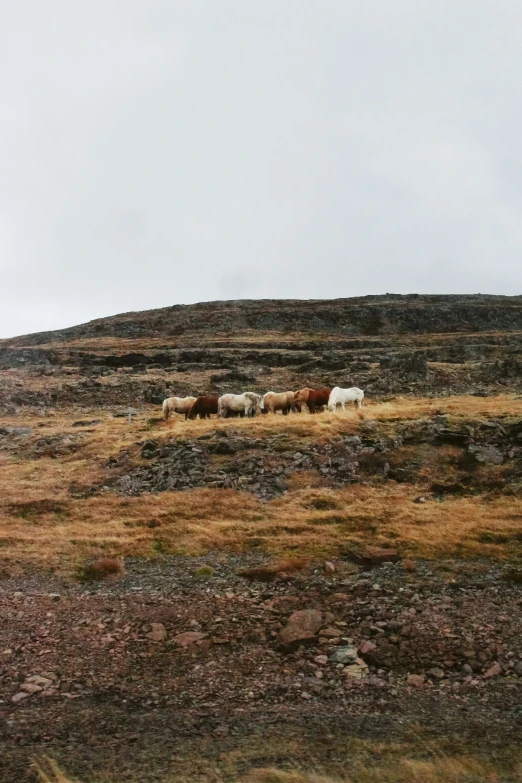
[162, 386, 365, 421]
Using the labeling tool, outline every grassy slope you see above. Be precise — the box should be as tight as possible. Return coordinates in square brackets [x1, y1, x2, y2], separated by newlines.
[1, 394, 522, 574]
[34, 752, 522, 783]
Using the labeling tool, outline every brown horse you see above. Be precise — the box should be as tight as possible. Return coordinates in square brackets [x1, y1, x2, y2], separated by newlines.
[187, 396, 219, 419]
[294, 387, 332, 414]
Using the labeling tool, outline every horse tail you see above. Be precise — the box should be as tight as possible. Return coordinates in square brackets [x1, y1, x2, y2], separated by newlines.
[162, 399, 170, 421]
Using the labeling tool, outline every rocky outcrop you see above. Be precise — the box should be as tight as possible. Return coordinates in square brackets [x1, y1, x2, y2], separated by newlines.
[1, 295, 522, 411]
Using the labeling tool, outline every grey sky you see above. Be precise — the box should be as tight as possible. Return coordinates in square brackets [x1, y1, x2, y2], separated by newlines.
[1, 1, 522, 338]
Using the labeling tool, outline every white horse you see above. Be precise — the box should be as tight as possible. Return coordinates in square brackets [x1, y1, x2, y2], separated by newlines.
[162, 396, 197, 421]
[327, 386, 364, 411]
[218, 392, 262, 418]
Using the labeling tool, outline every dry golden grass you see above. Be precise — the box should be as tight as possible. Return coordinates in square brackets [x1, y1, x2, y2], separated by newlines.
[33, 755, 522, 783]
[1, 394, 521, 573]
[246, 758, 522, 783]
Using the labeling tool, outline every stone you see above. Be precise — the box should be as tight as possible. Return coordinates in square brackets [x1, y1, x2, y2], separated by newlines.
[358, 640, 377, 656]
[278, 609, 323, 649]
[173, 631, 207, 647]
[146, 623, 167, 642]
[484, 662, 502, 678]
[344, 660, 369, 679]
[11, 691, 30, 703]
[342, 546, 400, 567]
[401, 559, 416, 571]
[26, 675, 53, 688]
[320, 627, 342, 638]
[329, 645, 358, 664]
[468, 445, 504, 465]
[324, 561, 336, 574]
[407, 674, 425, 687]
[427, 667, 445, 680]
[20, 682, 42, 694]
[314, 655, 328, 666]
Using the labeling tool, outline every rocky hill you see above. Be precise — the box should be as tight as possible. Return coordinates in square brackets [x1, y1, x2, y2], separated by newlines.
[1, 294, 522, 411]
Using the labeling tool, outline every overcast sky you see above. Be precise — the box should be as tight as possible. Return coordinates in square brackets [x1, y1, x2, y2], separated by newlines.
[2, 1, 522, 338]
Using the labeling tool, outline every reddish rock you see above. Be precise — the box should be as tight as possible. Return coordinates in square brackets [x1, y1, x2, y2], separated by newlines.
[173, 631, 207, 647]
[11, 691, 30, 703]
[343, 546, 400, 568]
[146, 623, 167, 642]
[401, 559, 416, 571]
[20, 682, 42, 694]
[484, 662, 502, 678]
[278, 609, 322, 649]
[358, 640, 377, 656]
[320, 626, 341, 637]
[407, 673, 425, 687]
[314, 655, 328, 665]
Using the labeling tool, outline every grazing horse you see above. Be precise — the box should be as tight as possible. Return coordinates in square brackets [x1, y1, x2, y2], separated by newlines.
[218, 392, 262, 418]
[162, 396, 197, 421]
[261, 391, 296, 415]
[187, 396, 219, 419]
[327, 386, 364, 411]
[294, 387, 332, 414]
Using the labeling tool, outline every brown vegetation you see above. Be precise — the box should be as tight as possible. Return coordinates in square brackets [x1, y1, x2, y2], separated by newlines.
[1, 394, 522, 573]
[33, 755, 522, 783]
[76, 557, 124, 582]
[238, 557, 309, 582]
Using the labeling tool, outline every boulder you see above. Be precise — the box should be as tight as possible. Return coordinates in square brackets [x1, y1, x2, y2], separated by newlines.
[278, 609, 322, 649]
[173, 631, 207, 647]
[407, 673, 425, 687]
[342, 546, 400, 568]
[468, 445, 504, 465]
[146, 623, 167, 642]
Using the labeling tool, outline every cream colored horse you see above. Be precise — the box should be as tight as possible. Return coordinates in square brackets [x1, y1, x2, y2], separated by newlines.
[162, 396, 197, 421]
[218, 392, 262, 418]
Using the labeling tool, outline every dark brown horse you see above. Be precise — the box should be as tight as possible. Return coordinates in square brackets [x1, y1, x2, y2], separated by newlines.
[187, 396, 219, 419]
[294, 387, 332, 414]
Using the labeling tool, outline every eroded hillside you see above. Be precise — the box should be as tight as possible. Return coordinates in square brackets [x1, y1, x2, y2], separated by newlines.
[1, 295, 522, 412]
